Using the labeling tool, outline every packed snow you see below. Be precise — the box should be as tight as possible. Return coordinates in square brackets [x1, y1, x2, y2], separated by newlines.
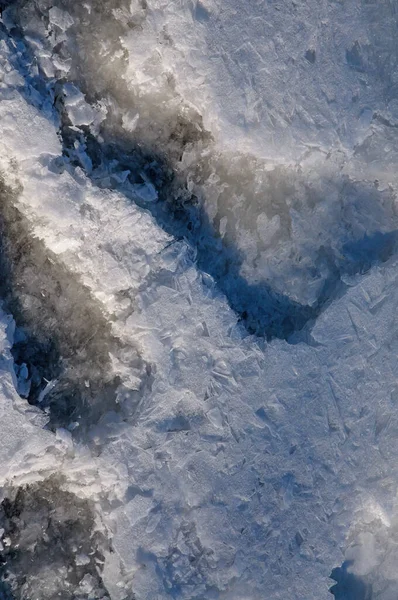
[0, 0, 396, 598]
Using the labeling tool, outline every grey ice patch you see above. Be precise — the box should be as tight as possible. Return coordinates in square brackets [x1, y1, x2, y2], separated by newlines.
[0, 477, 111, 600]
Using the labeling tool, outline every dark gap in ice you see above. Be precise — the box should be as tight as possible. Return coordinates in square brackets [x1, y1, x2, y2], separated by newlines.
[305, 49, 316, 64]
[0, 177, 145, 434]
[2, 4, 398, 341]
[0, 477, 112, 599]
[0, 581, 14, 600]
[58, 123, 398, 340]
[330, 561, 372, 600]
[341, 231, 398, 274]
[346, 42, 366, 72]
[61, 128, 319, 340]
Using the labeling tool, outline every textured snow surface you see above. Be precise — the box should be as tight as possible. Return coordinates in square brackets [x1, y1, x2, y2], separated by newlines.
[0, 0, 396, 598]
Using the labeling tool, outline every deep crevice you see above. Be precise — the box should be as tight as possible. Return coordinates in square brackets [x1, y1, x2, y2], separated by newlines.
[1, 2, 398, 342]
[0, 177, 147, 435]
[56, 122, 398, 340]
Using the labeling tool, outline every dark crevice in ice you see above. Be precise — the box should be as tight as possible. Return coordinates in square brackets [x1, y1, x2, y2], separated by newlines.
[0, 477, 112, 600]
[1, 5, 398, 342]
[55, 113, 398, 341]
[58, 126, 320, 340]
[0, 177, 147, 435]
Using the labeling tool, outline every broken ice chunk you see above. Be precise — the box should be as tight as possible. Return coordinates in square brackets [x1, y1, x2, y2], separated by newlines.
[75, 554, 91, 566]
[122, 111, 140, 132]
[53, 56, 72, 75]
[14, 362, 31, 398]
[55, 427, 74, 452]
[49, 7, 75, 32]
[132, 182, 158, 202]
[219, 216, 228, 237]
[39, 56, 56, 79]
[111, 170, 131, 184]
[63, 83, 97, 127]
[207, 407, 223, 428]
[256, 213, 280, 245]
[77, 574, 96, 595]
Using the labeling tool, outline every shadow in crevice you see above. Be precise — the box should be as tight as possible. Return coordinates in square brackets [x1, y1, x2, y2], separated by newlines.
[0, 177, 146, 434]
[59, 129, 398, 340]
[1, 5, 398, 341]
[61, 133, 319, 340]
[330, 562, 372, 600]
[0, 476, 112, 600]
[53, 80, 398, 340]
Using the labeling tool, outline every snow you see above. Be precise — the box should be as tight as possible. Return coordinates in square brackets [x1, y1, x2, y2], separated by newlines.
[0, 0, 396, 598]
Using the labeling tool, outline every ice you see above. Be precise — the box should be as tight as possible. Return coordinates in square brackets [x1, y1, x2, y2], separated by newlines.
[63, 83, 98, 127]
[0, 0, 397, 599]
[132, 181, 158, 203]
[48, 7, 74, 32]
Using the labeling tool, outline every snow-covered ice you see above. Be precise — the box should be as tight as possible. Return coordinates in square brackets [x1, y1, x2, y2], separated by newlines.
[0, 0, 396, 598]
